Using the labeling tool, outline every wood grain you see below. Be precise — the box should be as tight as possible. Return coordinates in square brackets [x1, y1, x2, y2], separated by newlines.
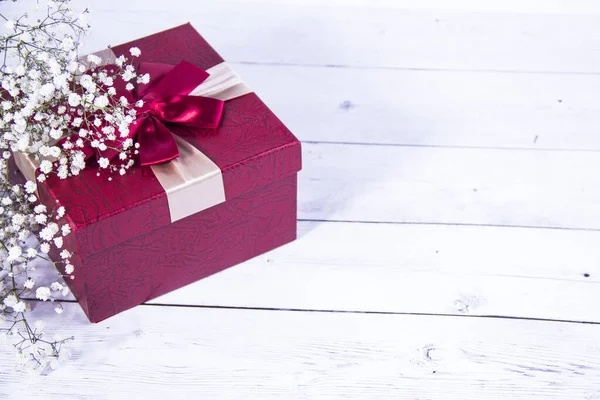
[1, 303, 600, 399]
[232, 64, 600, 150]
[27, 221, 600, 323]
[299, 143, 600, 229]
[150, 221, 600, 322]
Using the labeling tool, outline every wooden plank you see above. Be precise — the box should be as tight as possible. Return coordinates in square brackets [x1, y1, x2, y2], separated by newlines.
[150, 221, 600, 322]
[298, 143, 600, 229]
[28, 221, 600, 323]
[232, 64, 600, 150]
[62, 1, 600, 73]
[2, 303, 600, 399]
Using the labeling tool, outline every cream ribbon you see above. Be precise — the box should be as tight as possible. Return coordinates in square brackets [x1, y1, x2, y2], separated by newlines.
[13, 51, 252, 223]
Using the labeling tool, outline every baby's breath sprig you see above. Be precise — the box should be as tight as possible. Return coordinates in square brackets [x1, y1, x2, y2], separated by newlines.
[0, 0, 148, 373]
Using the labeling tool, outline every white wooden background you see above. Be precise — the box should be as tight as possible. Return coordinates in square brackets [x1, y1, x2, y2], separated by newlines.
[3, 0, 600, 398]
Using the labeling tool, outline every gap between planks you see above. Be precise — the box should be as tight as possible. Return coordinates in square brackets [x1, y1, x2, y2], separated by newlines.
[299, 218, 600, 232]
[232, 60, 600, 76]
[32, 298, 600, 327]
[301, 141, 600, 154]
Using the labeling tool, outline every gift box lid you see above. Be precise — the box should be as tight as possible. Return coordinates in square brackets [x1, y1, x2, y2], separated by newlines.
[36, 23, 302, 257]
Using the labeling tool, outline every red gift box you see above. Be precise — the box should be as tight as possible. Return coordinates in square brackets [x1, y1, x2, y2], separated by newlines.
[12, 23, 302, 323]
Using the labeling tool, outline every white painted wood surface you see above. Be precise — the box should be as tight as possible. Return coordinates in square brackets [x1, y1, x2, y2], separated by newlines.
[3, 0, 600, 398]
[2, 303, 600, 400]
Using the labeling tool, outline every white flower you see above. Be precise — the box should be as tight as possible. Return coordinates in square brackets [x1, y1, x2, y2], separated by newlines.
[15, 65, 26, 76]
[65, 264, 74, 275]
[35, 214, 47, 224]
[24, 181, 37, 194]
[129, 47, 141, 57]
[50, 128, 63, 140]
[66, 61, 79, 73]
[28, 69, 41, 80]
[39, 160, 53, 174]
[135, 100, 144, 108]
[61, 225, 71, 236]
[3, 294, 18, 308]
[39, 83, 55, 98]
[7, 246, 22, 262]
[125, 83, 134, 91]
[98, 157, 109, 168]
[11, 214, 25, 226]
[54, 305, 64, 315]
[57, 165, 68, 179]
[60, 250, 71, 260]
[122, 70, 136, 82]
[40, 223, 59, 241]
[79, 75, 95, 91]
[50, 282, 64, 291]
[68, 93, 82, 107]
[34, 204, 47, 213]
[47, 57, 61, 75]
[12, 301, 27, 313]
[57, 207, 65, 217]
[48, 146, 62, 158]
[115, 55, 126, 67]
[72, 117, 83, 127]
[24, 279, 35, 289]
[27, 248, 37, 258]
[54, 236, 63, 248]
[15, 134, 29, 152]
[86, 54, 102, 65]
[62, 37, 75, 51]
[139, 73, 150, 84]
[40, 243, 51, 254]
[36, 287, 52, 301]
[93, 95, 109, 108]
[53, 73, 69, 90]
[70, 153, 85, 174]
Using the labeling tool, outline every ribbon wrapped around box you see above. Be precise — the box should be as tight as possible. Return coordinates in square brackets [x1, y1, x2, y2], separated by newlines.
[10, 23, 302, 323]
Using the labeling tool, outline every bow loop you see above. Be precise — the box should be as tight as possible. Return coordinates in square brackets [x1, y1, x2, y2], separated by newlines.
[151, 95, 224, 129]
[137, 116, 180, 166]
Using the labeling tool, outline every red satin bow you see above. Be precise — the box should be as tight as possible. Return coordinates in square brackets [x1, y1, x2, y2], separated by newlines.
[91, 61, 225, 166]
